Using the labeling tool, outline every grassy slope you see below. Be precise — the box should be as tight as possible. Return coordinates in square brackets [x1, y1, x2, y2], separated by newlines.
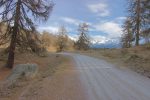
[77, 46, 150, 78]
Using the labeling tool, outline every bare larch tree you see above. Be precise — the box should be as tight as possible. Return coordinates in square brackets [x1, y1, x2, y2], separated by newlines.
[128, 0, 149, 46]
[121, 18, 133, 48]
[56, 25, 68, 52]
[0, 0, 54, 68]
[142, 0, 150, 43]
[75, 23, 90, 50]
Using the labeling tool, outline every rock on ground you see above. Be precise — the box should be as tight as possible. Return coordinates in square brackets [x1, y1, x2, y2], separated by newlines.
[7, 64, 38, 82]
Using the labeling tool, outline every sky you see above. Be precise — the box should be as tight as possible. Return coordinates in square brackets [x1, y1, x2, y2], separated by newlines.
[38, 0, 127, 44]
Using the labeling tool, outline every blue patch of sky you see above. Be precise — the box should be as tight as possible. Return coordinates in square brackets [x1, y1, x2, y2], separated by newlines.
[38, 0, 127, 43]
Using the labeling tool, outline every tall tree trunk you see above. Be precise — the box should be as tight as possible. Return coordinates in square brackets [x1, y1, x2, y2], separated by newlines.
[6, 0, 21, 68]
[136, 0, 141, 46]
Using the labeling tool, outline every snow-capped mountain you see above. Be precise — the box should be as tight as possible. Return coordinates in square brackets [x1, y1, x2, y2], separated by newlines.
[91, 39, 121, 48]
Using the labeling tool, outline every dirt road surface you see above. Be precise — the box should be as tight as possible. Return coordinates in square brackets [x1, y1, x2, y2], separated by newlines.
[66, 53, 150, 100]
[3, 53, 150, 100]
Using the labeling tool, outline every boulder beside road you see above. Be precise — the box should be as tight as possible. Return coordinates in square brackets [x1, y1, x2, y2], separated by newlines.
[7, 63, 39, 82]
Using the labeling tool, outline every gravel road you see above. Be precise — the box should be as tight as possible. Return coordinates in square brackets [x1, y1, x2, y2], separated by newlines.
[67, 53, 150, 100]
[9, 53, 150, 100]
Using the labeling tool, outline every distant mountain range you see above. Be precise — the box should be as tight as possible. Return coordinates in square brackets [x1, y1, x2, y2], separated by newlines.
[91, 40, 121, 48]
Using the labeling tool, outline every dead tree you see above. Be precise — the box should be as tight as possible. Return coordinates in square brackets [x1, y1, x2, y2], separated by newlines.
[75, 23, 90, 50]
[0, 0, 54, 68]
[142, 0, 150, 43]
[127, 0, 148, 46]
[121, 18, 133, 48]
[56, 25, 68, 52]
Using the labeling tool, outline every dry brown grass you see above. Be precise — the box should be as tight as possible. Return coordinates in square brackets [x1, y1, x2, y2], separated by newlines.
[0, 48, 71, 99]
[77, 46, 150, 78]
[17, 56, 86, 100]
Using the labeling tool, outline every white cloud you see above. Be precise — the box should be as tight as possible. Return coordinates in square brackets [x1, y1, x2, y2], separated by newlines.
[94, 21, 122, 38]
[68, 35, 78, 41]
[91, 35, 110, 44]
[60, 17, 81, 26]
[114, 16, 127, 24]
[60, 17, 92, 26]
[116, 17, 126, 20]
[87, 3, 110, 17]
[38, 26, 58, 33]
